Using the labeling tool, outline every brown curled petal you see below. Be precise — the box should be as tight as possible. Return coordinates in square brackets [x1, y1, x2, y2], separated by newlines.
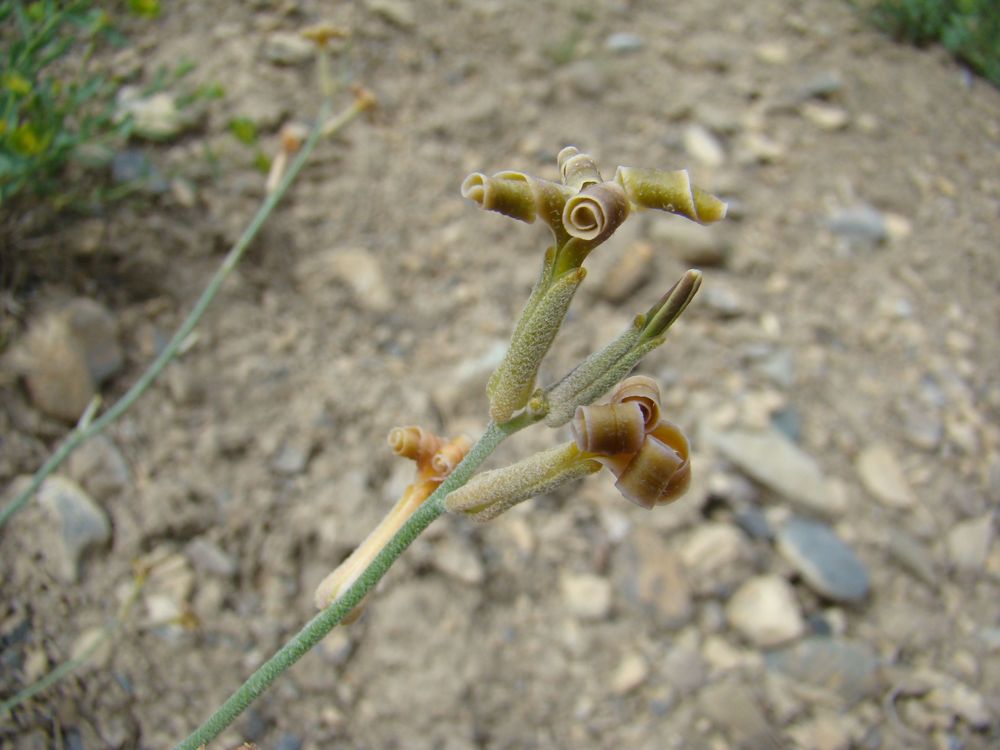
[571, 402, 646, 456]
[388, 426, 444, 467]
[430, 435, 472, 478]
[562, 181, 629, 242]
[609, 375, 662, 431]
[613, 429, 691, 509]
[558, 146, 603, 191]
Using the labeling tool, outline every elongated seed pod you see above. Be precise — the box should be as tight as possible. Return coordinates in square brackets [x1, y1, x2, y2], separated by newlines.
[614, 166, 727, 224]
[613, 421, 691, 509]
[488, 267, 586, 422]
[558, 146, 603, 191]
[461, 170, 575, 245]
[571, 401, 646, 455]
[609, 375, 661, 431]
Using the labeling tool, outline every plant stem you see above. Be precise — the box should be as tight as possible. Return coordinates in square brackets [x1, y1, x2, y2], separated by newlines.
[0, 96, 366, 531]
[174, 416, 534, 749]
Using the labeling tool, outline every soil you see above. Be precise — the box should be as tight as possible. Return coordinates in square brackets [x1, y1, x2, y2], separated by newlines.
[2, 1, 999, 749]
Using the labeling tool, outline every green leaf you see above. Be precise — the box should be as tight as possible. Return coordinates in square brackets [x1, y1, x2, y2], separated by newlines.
[228, 117, 258, 145]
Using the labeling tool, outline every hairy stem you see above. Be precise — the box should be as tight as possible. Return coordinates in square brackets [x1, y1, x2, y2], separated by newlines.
[174, 416, 532, 750]
[0, 97, 367, 531]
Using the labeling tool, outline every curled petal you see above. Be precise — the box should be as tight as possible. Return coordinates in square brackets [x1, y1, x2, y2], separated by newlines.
[562, 181, 629, 242]
[558, 146, 603, 191]
[571, 401, 646, 455]
[613, 421, 692, 509]
[388, 426, 444, 468]
[614, 166, 727, 224]
[462, 170, 574, 243]
[430, 435, 472, 478]
[609, 375, 661, 431]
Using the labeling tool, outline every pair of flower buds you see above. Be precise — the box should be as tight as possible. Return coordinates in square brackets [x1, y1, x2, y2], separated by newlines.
[444, 375, 689, 522]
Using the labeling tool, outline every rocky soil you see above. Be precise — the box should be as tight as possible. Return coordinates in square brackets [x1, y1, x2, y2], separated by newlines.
[2, 1, 999, 748]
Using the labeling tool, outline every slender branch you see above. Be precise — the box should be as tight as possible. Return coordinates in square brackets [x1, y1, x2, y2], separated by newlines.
[174, 414, 535, 750]
[0, 96, 367, 531]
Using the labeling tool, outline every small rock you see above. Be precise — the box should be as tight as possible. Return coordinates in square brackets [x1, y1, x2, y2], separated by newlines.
[770, 406, 802, 443]
[757, 349, 796, 389]
[611, 652, 649, 694]
[679, 522, 752, 587]
[776, 518, 869, 603]
[616, 527, 693, 628]
[271, 440, 311, 476]
[112, 150, 168, 192]
[708, 427, 845, 515]
[755, 42, 789, 65]
[737, 132, 786, 164]
[37, 476, 111, 583]
[294, 248, 392, 313]
[185, 538, 237, 578]
[734, 504, 774, 541]
[800, 102, 849, 131]
[70, 626, 113, 672]
[918, 670, 993, 729]
[945, 512, 994, 572]
[14, 298, 123, 422]
[66, 434, 131, 500]
[786, 713, 852, 750]
[604, 32, 645, 54]
[562, 59, 607, 98]
[648, 219, 730, 267]
[827, 205, 888, 245]
[886, 529, 938, 587]
[701, 281, 745, 317]
[795, 70, 844, 100]
[261, 32, 315, 66]
[726, 575, 805, 648]
[561, 573, 612, 621]
[698, 681, 783, 749]
[662, 646, 707, 693]
[366, 0, 416, 28]
[117, 88, 191, 141]
[432, 536, 485, 584]
[684, 124, 726, 167]
[765, 637, 880, 704]
[598, 240, 654, 303]
[855, 443, 917, 509]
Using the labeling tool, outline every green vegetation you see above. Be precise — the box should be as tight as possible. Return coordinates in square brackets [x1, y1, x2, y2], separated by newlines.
[873, 0, 1000, 86]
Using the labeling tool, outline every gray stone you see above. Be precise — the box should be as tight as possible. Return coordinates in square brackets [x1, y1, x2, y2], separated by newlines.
[679, 522, 753, 590]
[66, 434, 131, 500]
[827, 205, 888, 245]
[698, 681, 783, 749]
[560, 573, 613, 621]
[37, 476, 112, 582]
[271, 440, 312, 476]
[701, 281, 745, 316]
[649, 214, 730, 267]
[726, 575, 805, 648]
[795, 70, 844, 100]
[432, 536, 485, 584]
[945, 512, 994, 572]
[616, 527, 692, 628]
[185, 538, 237, 578]
[662, 646, 707, 693]
[708, 428, 845, 515]
[112, 150, 168, 192]
[261, 32, 315, 65]
[604, 32, 645, 54]
[366, 0, 416, 28]
[855, 443, 917, 509]
[684, 123, 726, 167]
[610, 652, 649, 694]
[800, 102, 849, 131]
[886, 529, 938, 587]
[776, 518, 869, 603]
[765, 637, 881, 705]
[915, 670, 994, 729]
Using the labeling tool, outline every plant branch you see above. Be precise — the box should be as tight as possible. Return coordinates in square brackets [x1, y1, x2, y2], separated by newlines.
[0, 96, 368, 531]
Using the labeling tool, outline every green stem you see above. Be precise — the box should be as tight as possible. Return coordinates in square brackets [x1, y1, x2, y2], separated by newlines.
[174, 416, 535, 750]
[0, 97, 366, 531]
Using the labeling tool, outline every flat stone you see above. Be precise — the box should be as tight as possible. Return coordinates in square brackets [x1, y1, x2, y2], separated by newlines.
[37, 476, 112, 583]
[598, 240, 653, 303]
[366, 0, 416, 28]
[610, 652, 649, 694]
[70, 626, 113, 672]
[827, 205, 887, 245]
[116, 88, 192, 141]
[604, 32, 644, 54]
[679, 522, 752, 584]
[432, 536, 485, 585]
[855, 443, 917, 509]
[560, 573, 612, 622]
[662, 646, 707, 693]
[698, 681, 782, 749]
[765, 637, 881, 705]
[648, 219, 730, 267]
[800, 102, 849, 131]
[261, 32, 314, 65]
[66, 434, 131, 500]
[885, 529, 938, 587]
[615, 526, 693, 628]
[726, 575, 805, 648]
[915, 669, 994, 729]
[708, 427, 845, 515]
[945, 512, 994, 572]
[776, 518, 869, 602]
[185, 538, 237, 578]
[684, 123, 725, 167]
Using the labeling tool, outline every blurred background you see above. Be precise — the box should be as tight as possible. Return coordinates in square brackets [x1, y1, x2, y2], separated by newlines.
[2, 1, 998, 748]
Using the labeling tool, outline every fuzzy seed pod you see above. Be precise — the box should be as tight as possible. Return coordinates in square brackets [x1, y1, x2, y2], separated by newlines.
[571, 401, 646, 455]
[609, 375, 661, 431]
[614, 166, 727, 224]
[558, 146, 603, 191]
[612, 421, 691, 509]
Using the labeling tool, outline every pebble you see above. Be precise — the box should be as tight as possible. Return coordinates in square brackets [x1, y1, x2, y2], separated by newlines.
[432, 536, 485, 584]
[112, 150, 168, 192]
[661, 646, 707, 693]
[800, 102, 849, 130]
[886, 529, 938, 587]
[37, 476, 112, 583]
[66, 434, 131, 500]
[776, 518, 870, 603]
[648, 218, 730, 267]
[294, 248, 392, 313]
[827, 205, 888, 245]
[261, 32, 315, 65]
[604, 32, 645, 54]
[14, 298, 123, 422]
[726, 575, 805, 648]
[708, 427, 845, 515]
[271, 440, 312, 476]
[610, 652, 649, 694]
[855, 443, 917, 509]
[70, 625, 113, 672]
[916, 670, 993, 729]
[684, 123, 726, 167]
[795, 70, 844, 100]
[678, 522, 752, 594]
[698, 681, 783, 749]
[701, 281, 745, 317]
[598, 240, 653, 303]
[757, 349, 796, 389]
[562, 60, 607, 98]
[736, 132, 786, 164]
[366, 0, 416, 28]
[945, 512, 994, 572]
[116, 88, 190, 141]
[185, 538, 237, 578]
[560, 573, 613, 621]
[765, 637, 880, 705]
[616, 527, 692, 628]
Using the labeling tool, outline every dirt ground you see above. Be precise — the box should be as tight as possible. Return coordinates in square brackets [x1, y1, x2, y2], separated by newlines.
[2, 1, 999, 748]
